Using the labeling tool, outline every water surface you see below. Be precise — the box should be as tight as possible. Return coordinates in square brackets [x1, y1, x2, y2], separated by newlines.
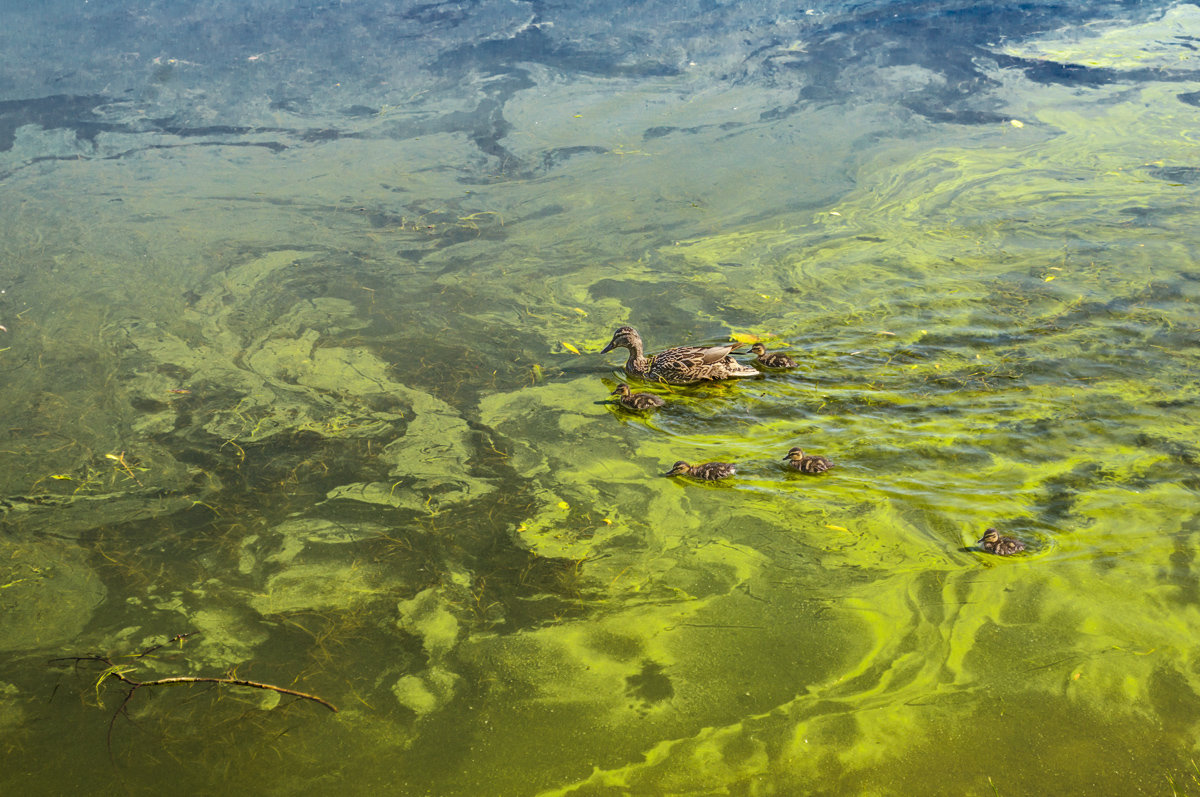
[2, 1, 1200, 794]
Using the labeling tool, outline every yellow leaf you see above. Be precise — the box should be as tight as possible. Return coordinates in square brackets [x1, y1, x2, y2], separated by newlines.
[731, 332, 761, 344]
[825, 524, 849, 532]
[562, 341, 581, 355]
[1044, 275, 1056, 282]
[517, 523, 528, 532]
[571, 307, 588, 316]
[49, 474, 73, 480]
[1010, 119, 1025, 128]
[557, 501, 570, 510]
[602, 518, 612, 525]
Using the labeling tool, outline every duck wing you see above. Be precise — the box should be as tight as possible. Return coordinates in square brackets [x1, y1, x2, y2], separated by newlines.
[803, 458, 834, 473]
[692, 342, 743, 364]
[657, 343, 743, 369]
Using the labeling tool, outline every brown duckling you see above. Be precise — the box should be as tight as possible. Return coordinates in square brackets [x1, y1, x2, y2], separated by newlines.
[611, 383, 665, 410]
[978, 527, 1025, 556]
[665, 460, 736, 480]
[782, 447, 834, 474]
[748, 343, 798, 369]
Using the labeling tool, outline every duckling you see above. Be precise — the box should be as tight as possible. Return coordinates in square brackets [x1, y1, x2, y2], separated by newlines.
[600, 326, 759, 385]
[665, 460, 736, 480]
[748, 343, 798, 369]
[978, 527, 1025, 556]
[782, 447, 834, 474]
[611, 383, 665, 410]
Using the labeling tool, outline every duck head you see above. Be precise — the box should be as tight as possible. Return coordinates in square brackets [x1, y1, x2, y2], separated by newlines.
[600, 326, 642, 355]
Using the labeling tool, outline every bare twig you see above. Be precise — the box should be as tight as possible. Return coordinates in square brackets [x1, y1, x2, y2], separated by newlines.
[50, 632, 337, 753]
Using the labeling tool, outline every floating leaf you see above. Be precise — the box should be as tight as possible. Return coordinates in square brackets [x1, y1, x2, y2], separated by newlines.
[561, 341, 581, 355]
[731, 332, 761, 344]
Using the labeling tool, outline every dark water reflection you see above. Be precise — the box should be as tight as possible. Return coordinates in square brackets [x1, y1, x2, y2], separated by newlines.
[3, 1, 1200, 794]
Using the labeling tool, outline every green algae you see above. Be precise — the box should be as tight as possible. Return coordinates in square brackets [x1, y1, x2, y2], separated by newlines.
[250, 562, 401, 615]
[3, 17, 1200, 796]
[0, 538, 105, 653]
[996, 4, 1200, 70]
[427, 77, 1200, 794]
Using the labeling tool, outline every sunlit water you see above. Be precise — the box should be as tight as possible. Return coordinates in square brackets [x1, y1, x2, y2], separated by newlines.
[2, 1, 1200, 794]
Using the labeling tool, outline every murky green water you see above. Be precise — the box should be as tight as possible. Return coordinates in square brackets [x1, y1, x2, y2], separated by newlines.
[3, 3, 1200, 794]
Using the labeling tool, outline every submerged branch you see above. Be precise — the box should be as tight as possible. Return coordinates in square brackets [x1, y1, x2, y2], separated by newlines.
[106, 673, 338, 713]
[49, 632, 338, 752]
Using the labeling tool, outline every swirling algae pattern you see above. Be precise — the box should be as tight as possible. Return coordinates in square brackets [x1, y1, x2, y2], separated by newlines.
[1, 39, 1199, 794]
[454, 83, 1200, 794]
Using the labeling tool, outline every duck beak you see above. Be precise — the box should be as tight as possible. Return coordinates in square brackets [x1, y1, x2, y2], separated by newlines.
[600, 341, 617, 355]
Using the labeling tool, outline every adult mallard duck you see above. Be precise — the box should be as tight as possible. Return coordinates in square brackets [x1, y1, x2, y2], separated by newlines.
[600, 326, 759, 385]
[782, 447, 834, 474]
[748, 343, 798, 369]
[611, 383, 665, 410]
[977, 527, 1025, 556]
[665, 460, 736, 480]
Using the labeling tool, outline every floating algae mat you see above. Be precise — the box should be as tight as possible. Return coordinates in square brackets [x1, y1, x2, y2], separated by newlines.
[2, 2, 1200, 794]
